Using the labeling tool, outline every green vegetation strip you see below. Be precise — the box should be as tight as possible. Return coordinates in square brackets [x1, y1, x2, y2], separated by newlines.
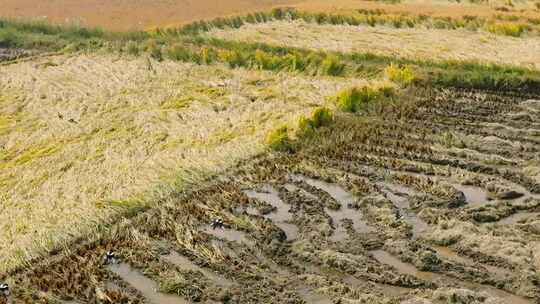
[2, 11, 540, 93]
[176, 36, 540, 93]
[0, 19, 147, 50]
[168, 7, 540, 37]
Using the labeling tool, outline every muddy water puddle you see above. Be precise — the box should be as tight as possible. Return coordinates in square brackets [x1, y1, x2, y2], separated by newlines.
[500, 182, 540, 203]
[370, 250, 531, 303]
[162, 251, 232, 287]
[296, 287, 333, 304]
[376, 283, 411, 297]
[379, 183, 428, 238]
[253, 249, 290, 275]
[283, 183, 319, 200]
[432, 246, 511, 278]
[290, 175, 372, 241]
[432, 246, 473, 266]
[244, 185, 299, 240]
[343, 275, 410, 297]
[108, 263, 188, 304]
[298, 262, 409, 299]
[381, 182, 418, 197]
[402, 211, 429, 239]
[370, 250, 438, 282]
[452, 184, 489, 207]
[381, 188, 410, 209]
[391, 170, 531, 208]
[202, 226, 249, 243]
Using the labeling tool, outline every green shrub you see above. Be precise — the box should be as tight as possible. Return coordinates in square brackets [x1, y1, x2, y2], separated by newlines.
[384, 64, 417, 85]
[147, 40, 163, 61]
[271, 8, 286, 19]
[0, 29, 19, 47]
[283, 53, 306, 72]
[218, 49, 245, 68]
[166, 44, 197, 62]
[310, 107, 334, 127]
[486, 22, 527, 37]
[254, 49, 280, 70]
[298, 107, 334, 133]
[357, 9, 386, 15]
[266, 126, 293, 152]
[320, 55, 345, 76]
[125, 41, 140, 56]
[336, 86, 384, 113]
[199, 47, 215, 64]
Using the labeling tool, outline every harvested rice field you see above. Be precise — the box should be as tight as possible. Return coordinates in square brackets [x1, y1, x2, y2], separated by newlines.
[2, 2, 540, 304]
[4, 87, 540, 304]
[0, 53, 368, 272]
[207, 20, 540, 69]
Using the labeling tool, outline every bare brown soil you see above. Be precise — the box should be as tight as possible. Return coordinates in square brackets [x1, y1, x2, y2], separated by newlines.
[1, 0, 539, 30]
[0, 0, 302, 31]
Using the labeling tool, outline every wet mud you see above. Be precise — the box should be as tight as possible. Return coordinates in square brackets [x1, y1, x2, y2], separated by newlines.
[3, 89, 540, 304]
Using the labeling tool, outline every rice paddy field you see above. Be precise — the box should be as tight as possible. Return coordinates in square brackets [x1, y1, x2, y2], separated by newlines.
[207, 21, 540, 69]
[1, 1, 540, 304]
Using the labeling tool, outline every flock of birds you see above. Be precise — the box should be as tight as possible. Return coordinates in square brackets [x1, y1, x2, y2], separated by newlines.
[0, 217, 229, 299]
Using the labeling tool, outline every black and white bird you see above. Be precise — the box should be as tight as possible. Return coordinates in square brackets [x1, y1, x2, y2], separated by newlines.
[103, 250, 118, 265]
[0, 283, 9, 297]
[210, 218, 224, 230]
[395, 209, 403, 221]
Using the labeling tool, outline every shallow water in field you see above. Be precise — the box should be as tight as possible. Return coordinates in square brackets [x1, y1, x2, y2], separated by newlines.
[382, 182, 418, 197]
[291, 175, 372, 240]
[202, 226, 249, 243]
[162, 251, 232, 287]
[379, 183, 428, 238]
[108, 263, 188, 304]
[383, 189, 410, 209]
[284, 183, 319, 200]
[432, 246, 511, 278]
[375, 283, 411, 297]
[452, 184, 489, 207]
[403, 210, 429, 238]
[343, 275, 410, 297]
[296, 287, 333, 304]
[370, 250, 438, 282]
[433, 246, 473, 265]
[244, 185, 299, 240]
[370, 250, 531, 304]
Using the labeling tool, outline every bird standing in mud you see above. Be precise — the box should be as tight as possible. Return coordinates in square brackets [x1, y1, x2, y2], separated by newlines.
[103, 250, 118, 265]
[395, 209, 403, 221]
[211, 218, 225, 230]
[0, 283, 9, 297]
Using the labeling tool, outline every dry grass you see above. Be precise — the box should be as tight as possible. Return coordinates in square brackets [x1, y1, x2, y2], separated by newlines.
[293, 0, 540, 19]
[207, 20, 540, 69]
[424, 219, 533, 266]
[0, 53, 368, 272]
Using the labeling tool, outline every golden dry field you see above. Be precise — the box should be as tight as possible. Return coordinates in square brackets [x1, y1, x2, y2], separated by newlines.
[0, 53, 368, 272]
[0, 0, 539, 30]
[207, 20, 540, 69]
[1, 1, 540, 303]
